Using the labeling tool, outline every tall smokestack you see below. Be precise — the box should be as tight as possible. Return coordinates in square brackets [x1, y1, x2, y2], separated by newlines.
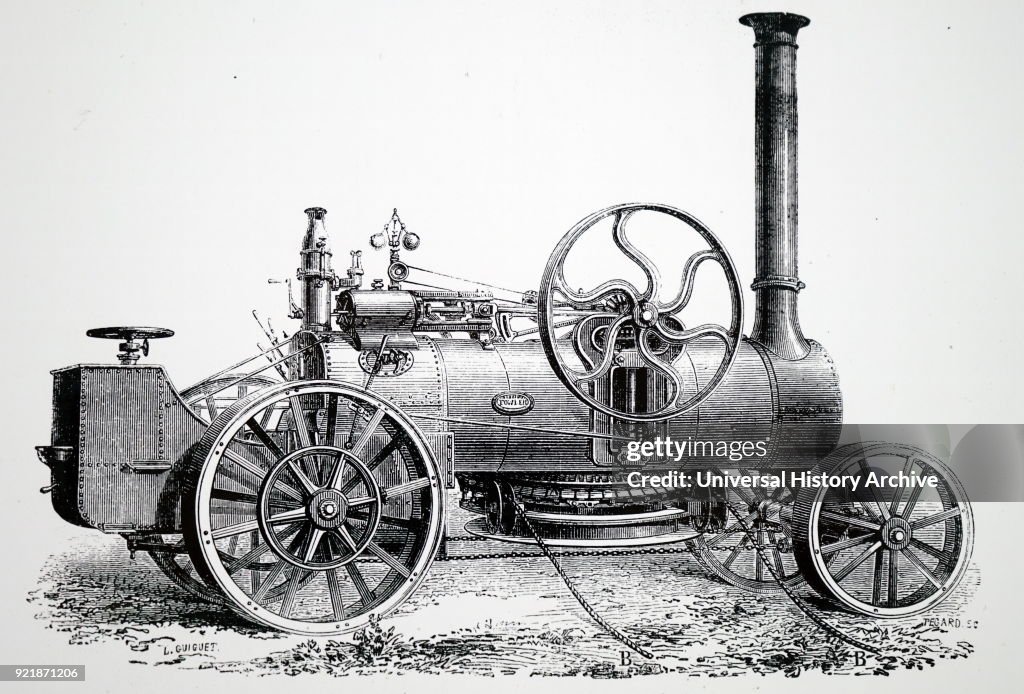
[741, 12, 811, 360]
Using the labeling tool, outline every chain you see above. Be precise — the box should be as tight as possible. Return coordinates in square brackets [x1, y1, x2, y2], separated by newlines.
[721, 502, 882, 655]
[440, 533, 782, 555]
[442, 507, 884, 659]
[443, 534, 491, 542]
[510, 501, 657, 660]
[440, 543, 694, 562]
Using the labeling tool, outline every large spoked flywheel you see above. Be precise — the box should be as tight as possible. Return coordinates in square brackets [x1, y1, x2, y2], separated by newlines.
[538, 203, 743, 421]
[792, 443, 973, 617]
[184, 381, 445, 635]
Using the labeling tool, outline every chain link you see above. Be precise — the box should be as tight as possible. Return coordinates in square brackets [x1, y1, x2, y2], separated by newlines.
[721, 501, 882, 655]
[439, 543, 694, 562]
[509, 501, 657, 660]
[442, 510, 885, 659]
[442, 534, 774, 555]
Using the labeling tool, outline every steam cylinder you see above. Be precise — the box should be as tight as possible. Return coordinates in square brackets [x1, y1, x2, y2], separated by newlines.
[298, 207, 335, 331]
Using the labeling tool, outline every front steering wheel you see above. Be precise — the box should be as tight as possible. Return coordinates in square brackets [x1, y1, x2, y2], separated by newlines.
[538, 203, 743, 421]
[86, 326, 175, 364]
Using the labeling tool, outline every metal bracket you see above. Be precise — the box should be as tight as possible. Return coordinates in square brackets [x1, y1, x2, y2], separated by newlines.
[36, 445, 74, 467]
[123, 460, 172, 473]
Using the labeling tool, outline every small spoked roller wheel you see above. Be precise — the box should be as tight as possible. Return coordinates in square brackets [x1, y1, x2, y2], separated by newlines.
[185, 381, 445, 635]
[140, 534, 227, 604]
[687, 469, 804, 593]
[792, 443, 974, 617]
[484, 479, 516, 535]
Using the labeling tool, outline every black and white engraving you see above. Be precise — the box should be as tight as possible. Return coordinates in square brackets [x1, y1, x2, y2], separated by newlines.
[28, 11, 982, 679]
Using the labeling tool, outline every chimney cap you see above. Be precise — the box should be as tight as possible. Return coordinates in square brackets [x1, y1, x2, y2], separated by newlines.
[739, 12, 810, 32]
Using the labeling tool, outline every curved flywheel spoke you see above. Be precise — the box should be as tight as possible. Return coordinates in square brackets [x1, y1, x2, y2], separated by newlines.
[568, 315, 631, 384]
[652, 321, 731, 345]
[551, 274, 642, 310]
[657, 249, 722, 313]
[609, 209, 660, 300]
[635, 329, 685, 410]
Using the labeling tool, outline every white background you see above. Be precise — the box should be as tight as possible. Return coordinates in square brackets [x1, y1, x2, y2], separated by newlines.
[1, 1, 1022, 691]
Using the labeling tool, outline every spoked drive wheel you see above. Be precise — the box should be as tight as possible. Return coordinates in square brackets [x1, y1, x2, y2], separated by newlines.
[793, 443, 974, 617]
[688, 470, 804, 593]
[185, 381, 445, 635]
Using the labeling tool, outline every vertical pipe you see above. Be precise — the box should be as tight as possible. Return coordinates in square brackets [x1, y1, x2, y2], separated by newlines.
[299, 207, 334, 331]
[740, 12, 811, 360]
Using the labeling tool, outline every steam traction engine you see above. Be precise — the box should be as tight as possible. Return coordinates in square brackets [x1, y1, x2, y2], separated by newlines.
[36, 13, 972, 638]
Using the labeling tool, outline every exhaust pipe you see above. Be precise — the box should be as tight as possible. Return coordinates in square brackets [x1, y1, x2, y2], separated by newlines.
[741, 12, 811, 360]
